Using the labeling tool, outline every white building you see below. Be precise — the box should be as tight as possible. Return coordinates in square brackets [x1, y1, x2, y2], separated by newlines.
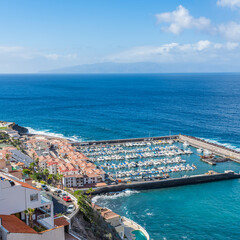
[0, 172, 65, 240]
[63, 174, 84, 188]
[4, 130, 20, 139]
[0, 214, 65, 240]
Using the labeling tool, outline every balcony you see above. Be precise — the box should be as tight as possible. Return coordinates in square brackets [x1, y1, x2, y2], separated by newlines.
[36, 208, 54, 229]
[40, 191, 52, 205]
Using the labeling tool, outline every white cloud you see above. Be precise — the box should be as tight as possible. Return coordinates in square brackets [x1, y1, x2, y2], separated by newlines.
[40, 53, 77, 61]
[0, 45, 79, 72]
[155, 6, 240, 42]
[218, 21, 240, 41]
[155, 5, 211, 34]
[196, 40, 211, 50]
[217, 0, 240, 8]
[0, 46, 77, 61]
[0, 46, 23, 53]
[226, 41, 239, 49]
[105, 40, 239, 63]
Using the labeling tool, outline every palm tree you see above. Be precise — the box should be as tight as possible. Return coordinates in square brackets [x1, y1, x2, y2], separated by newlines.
[5, 153, 10, 160]
[43, 169, 49, 181]
[35, 157, 39, 169]
[56, 173, 63, 189]
[48, 174, 53, 184]
[5, 153, 11, 166]
[29, 162, 35, 174]
[22, 168, 31, 176]
[24, 208, 35, 227]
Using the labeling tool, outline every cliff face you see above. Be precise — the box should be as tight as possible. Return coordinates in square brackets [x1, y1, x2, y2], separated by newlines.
[9, 123, 28, 134]
[71, 211, 121, 240]
[70, 192, 121, 240]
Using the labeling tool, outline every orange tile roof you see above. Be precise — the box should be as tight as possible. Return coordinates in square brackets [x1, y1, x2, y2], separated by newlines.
[54, 217, 70, 227]
[16, 162, 25, 166]
[101, 210, 120, 220]
[65, 174, 83, 178]
[0, 215, 37, 234]
[15, 180, 40, 191]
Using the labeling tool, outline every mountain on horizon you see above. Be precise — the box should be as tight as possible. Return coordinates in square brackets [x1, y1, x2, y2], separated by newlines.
[41, 62, 165, 74]
[41, 61, 237, 74]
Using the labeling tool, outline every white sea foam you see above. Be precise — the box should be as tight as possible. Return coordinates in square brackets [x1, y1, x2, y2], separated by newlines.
[146, 212, 154, 216]
[200, 137, 240, 151]
[92, 189, 140, 203]
[26, 127, 82, 142]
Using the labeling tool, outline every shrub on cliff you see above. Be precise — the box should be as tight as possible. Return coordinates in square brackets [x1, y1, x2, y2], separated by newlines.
[73, 190, 121, 240]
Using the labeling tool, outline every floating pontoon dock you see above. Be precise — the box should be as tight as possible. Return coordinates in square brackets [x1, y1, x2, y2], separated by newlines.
[73, 134, 240, 162]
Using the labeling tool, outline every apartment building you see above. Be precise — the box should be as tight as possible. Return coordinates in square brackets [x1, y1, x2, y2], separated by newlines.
[0, 172, 65, 240]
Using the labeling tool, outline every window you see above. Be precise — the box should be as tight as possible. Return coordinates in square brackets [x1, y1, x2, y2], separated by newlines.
[30, 193, 38, 201]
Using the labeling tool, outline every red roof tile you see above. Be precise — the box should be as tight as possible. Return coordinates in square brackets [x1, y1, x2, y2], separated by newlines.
[0, 215, 37, 234]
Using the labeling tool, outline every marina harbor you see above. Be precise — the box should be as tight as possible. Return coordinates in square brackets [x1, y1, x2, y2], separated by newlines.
[76, 134, 240, 184]
[1, 122, 240, 240]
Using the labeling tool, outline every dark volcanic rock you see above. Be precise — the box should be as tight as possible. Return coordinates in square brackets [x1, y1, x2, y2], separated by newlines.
[9, 123, 28, 134]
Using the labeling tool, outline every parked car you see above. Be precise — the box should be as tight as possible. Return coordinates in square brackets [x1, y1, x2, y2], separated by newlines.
[66, 204, 75, 214]
[53, 189, 62, 196]
[60, 193, 67, 199]
[41, 184, 49, 191]
[63, 196, 71, 202]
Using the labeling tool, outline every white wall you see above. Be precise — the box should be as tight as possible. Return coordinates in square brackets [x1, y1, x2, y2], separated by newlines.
[5, 226, 65, 240]
[0, 183, 41, 215]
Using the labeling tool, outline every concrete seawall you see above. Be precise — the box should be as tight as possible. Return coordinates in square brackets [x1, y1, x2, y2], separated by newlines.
[73, 135, 179, 146]
[91, 172, 240, 195]
[179, 135, 240, 162]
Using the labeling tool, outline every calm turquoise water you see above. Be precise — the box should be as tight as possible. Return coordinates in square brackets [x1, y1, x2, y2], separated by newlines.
[94, 180, 240, 240]
[0, 73, 240, 239]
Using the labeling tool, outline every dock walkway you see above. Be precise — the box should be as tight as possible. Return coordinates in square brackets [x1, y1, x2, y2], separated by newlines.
[179, 135, 240, 162]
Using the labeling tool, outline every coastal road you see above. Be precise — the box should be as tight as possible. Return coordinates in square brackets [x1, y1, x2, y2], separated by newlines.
[47, 192, 73, 215]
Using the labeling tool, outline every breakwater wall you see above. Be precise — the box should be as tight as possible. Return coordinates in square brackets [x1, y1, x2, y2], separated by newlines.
[91, 172, 240, 195]
[72, 135, 179, 146]
[179, 135, 240, 162]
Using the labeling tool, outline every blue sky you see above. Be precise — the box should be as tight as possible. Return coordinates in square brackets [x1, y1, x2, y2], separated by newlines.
[1, 0, 240, 72]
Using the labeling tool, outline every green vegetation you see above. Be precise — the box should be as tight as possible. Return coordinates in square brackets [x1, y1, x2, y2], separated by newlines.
[0, 132, 10, 144]
[72, 190, 120, 240]
[74, 190, 92, 221]
[25, 164, 63, 188]
[30, 172, 44, 182]
[0, 127, 8, 130]
[22, 168, 31, 176]
[33, 225, 47, 232]
[86, 188, 95, 198]
[24, 208, 35, 228]
[5, 153, 10, 160]
[11, 138, 22, 150]
[0, 132, 25, 151]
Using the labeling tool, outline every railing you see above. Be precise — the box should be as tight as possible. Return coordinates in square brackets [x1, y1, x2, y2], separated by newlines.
[40, 192, 52, 204]
[37, 213, 50, 220]
[46, 185, 80, 222]
[37, 218, 53, 229]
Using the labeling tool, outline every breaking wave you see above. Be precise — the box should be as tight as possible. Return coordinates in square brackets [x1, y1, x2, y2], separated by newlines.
[92, 189, 140, 204]
[200, 137, 240, 152]
[26, 127, 83, 142]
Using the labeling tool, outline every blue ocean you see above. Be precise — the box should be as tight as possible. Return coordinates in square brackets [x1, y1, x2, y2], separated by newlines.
[1, 73, 240, 239]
